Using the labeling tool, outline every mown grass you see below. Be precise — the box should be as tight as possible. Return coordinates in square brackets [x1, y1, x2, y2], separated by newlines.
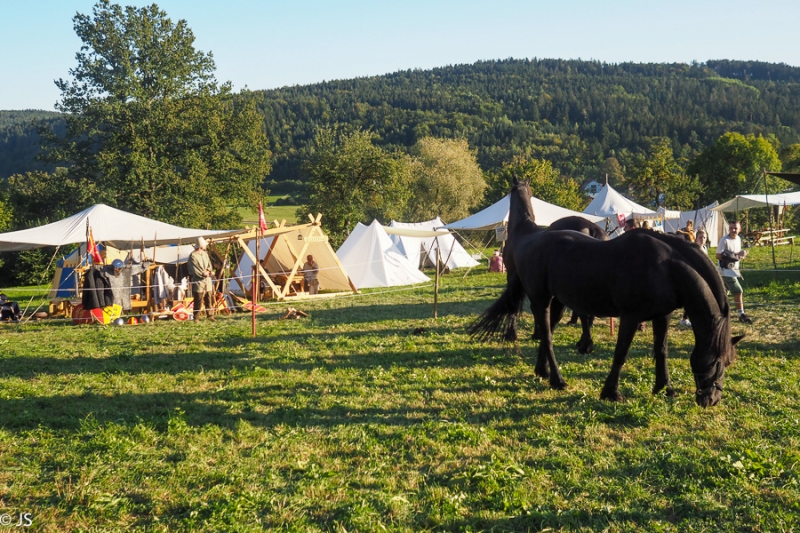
[0, 246, 799, 531]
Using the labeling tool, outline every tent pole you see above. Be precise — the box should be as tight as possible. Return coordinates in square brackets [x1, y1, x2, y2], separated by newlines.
[433, 246, 440, 319]
[764, 169, 778, 272]
[251, 265, 257, 337]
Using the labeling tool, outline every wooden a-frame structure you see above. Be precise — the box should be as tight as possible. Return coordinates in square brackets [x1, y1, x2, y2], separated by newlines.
[218, 213, 357, 301]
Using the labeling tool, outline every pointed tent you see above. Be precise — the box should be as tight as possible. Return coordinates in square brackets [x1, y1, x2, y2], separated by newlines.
[232, 221, 356, 299]
[336, 220, 431, 289]
[444, 195, 604, 231]
[583, 184, 654, 219]
[388, 217, 479, 270]
[582, 184, 654, 235]
[0, 204, 239, 252]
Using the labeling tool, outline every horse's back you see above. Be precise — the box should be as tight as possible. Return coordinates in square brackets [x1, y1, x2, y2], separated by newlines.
[548, 216, 609, 241]
[515, 230, 681, 318]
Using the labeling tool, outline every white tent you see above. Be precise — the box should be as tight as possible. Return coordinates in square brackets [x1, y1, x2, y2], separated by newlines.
[388, 217, 479, 270]
[445, 195, 604, 231]
[336, 220, 431, 289]
[583, 184, 655, 235]
[0, 204, 238, 252]
[663, 202, 729, 245]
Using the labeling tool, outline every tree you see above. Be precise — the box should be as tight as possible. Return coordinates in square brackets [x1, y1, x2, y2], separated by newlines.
[405, 137, 486, 223]
[39, 0, 271, 228]
[484, 156, 585, 211]
[627, 138, 703, 210]
[302, 127, 412, 246]
[687, 132, 783, 203]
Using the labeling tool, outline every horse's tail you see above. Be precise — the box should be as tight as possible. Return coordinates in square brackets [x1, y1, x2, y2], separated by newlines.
[468, 272, 526, 342]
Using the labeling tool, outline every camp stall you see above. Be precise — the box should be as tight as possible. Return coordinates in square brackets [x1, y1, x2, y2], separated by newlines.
[0, 204, 239, 318]
[231, 215, 357, 300]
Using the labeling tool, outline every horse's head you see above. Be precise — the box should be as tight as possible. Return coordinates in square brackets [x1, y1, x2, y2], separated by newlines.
[508, 175, 536, 233]
[691, 315, 744, 407]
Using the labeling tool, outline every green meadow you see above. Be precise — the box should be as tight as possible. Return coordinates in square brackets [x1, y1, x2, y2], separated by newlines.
[0, 245, 799, 531]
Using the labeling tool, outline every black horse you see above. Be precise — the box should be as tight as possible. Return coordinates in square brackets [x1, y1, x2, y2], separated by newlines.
[471, 178, 743, 407]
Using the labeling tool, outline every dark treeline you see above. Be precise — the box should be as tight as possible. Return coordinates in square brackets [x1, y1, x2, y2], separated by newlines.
[4, 58, 800, 184]
[0, 111, 64, 179]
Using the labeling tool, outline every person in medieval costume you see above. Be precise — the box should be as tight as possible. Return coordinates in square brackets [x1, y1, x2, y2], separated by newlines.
[188, 237, 216, 321]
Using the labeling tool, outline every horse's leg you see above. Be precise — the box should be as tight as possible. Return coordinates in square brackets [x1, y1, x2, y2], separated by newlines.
[533, 300, 566, 390]
[600, 317, 638, 401]
[651, 313, 675, 397]
[550, 299, 566, 332]
[576, 314, 595, 354]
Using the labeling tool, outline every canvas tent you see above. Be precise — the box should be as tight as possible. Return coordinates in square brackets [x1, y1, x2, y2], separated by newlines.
[336, 220, 431, 289]
[388, 218, 479, 270]
[0, 204, 238, 252]
[232, 220, 356, 299]
[445, 195, 604, 231]
[583, 184, 654, 235]
[662, 203, 729, 245]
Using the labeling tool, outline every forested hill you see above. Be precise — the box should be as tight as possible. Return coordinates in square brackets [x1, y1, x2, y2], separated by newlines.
[4, 59, 800, 183]
[0, 110, 63, 179]
[250, 58, 800, 182]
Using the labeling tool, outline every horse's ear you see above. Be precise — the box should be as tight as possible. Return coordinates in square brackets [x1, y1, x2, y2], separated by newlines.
[731, 334, 745, 346]
[512, 175, 519, 186]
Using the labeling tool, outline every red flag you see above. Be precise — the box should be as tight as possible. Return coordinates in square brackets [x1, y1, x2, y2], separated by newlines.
[616, 213, 627, 228]
[257, 202, 268, 233]
[88, 229, 103, 264]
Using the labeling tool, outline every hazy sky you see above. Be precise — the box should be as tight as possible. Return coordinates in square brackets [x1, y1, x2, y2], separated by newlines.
[3, 0, 799, 111]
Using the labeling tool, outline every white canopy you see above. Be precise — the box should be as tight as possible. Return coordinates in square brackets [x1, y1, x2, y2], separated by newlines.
[445, 195, 604, 231]
[388, 217, 479, 270]
[336, 220, 430, 289]
[712, 192, 800, 212]
[632, 207, 682, 221]
[0, 204, 239, 252]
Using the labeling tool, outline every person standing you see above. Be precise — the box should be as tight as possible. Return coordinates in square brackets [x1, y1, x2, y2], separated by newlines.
[716, 221, 752, 324]
[188, 237, 216, 321]
[302, 254, 320, 295]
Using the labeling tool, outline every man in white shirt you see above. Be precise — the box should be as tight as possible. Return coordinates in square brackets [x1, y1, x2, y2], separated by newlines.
[716, 221, 752, 324]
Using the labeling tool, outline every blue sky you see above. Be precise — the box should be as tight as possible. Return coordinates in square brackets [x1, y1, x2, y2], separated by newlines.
[3, 0, 800, 111]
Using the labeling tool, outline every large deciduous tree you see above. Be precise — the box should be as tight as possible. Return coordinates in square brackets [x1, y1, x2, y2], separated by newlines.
[484, 156, 585, 211]
[627, 138, 703, 210]
[34, 0, 270, 228]
[405, 137, 486, 223]
[302, 128, 412, 246]
[687, 132, 783, 203]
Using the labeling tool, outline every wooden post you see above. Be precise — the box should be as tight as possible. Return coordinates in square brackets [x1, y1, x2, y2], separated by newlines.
[610, 317, 615, 336]
[251, 265, 257, 337]
[434, 246, 440, 318]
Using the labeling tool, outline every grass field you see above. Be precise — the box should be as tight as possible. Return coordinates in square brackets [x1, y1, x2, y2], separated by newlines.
[1, 245, 799, 531]
[238, 196, 302, 226]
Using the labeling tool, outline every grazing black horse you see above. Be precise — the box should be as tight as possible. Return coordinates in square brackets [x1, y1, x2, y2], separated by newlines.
[471, 178, 743, 407]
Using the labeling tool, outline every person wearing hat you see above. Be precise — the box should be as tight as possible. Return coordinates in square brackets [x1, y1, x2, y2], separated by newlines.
[188, 236, 216, 321]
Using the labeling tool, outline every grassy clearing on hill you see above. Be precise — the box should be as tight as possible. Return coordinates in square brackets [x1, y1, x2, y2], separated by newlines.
[0, 245, 799, 531]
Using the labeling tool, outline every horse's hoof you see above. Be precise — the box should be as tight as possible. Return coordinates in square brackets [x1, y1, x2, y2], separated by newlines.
[665, 386, 676, 398]
[576, 342, 595, 354]
[600, 389, 624, 402]
[550, 379, 567, 390]
[535, 367, 550, 379]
